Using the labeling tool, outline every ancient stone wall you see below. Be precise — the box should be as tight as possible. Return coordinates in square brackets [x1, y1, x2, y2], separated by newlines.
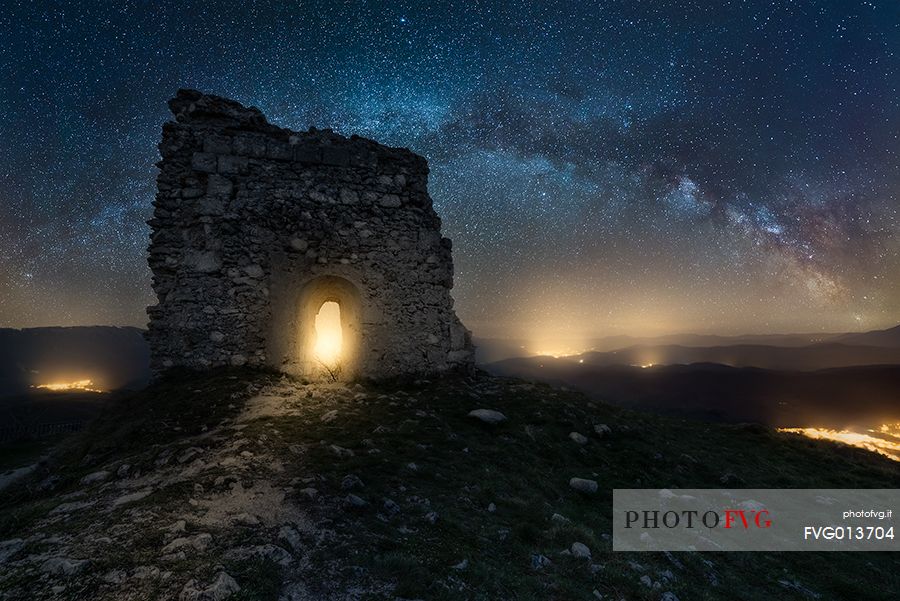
[147, 89, 474, 379]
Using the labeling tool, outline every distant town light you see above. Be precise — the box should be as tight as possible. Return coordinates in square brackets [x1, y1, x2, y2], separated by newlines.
[779, 424, 900, 462]
[33, 379, 103, 393]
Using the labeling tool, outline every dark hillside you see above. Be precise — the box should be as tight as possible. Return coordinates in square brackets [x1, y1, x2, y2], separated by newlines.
[489, 359, 900, 428]
[1, 370, 898, 600]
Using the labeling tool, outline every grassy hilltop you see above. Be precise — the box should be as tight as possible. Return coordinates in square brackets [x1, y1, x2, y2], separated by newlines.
[1, 369, 899, 600]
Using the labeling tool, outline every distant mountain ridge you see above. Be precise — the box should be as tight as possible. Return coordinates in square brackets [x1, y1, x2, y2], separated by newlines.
[832, 324, 900, 348]
[572, 342, 900, 371]
[1, 324, 898, 399]
[484, 323, 900, 428]
[475, 323, 900, 363]
[488, 358, 900, 428]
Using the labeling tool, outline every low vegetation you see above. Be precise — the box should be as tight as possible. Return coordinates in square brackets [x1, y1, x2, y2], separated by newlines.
[1, 368, 898, 600]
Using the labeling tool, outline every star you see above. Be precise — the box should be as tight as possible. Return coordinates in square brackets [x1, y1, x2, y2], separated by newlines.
[0, 0, 896, 338]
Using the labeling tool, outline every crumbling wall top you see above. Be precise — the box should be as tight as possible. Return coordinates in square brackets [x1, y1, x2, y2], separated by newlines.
[165, 89, 427, 173]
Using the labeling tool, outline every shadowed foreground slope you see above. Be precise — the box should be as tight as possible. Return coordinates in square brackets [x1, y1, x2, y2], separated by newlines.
[1, 370, 899, 600]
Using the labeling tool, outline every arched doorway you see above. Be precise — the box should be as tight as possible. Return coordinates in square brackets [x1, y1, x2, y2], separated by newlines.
[295, 276, 361, 380]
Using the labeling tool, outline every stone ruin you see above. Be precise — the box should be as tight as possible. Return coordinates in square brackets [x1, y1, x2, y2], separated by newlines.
[146, 89, 475, 380]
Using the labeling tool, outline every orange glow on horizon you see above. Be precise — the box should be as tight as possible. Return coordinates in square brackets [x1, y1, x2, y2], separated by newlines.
[33, 379, 103, 393]
[528, 342, 591, 358]
[779, 424, 900, 462]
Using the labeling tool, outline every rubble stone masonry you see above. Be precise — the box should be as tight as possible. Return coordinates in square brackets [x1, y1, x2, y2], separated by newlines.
[147, 90, 474, 380]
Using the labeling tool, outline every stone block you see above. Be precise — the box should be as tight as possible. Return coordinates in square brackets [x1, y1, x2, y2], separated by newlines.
[196, 197, 225, 216]
[340, 188, 359, 204]
[218, 155, 248, 174]
[322, 146, 350, 166]
[450, 322, 467, 350]
[203, 135, 232, 154]
[293, 145, 321, 164]
[267, 140, 292, 161]
[233, 134, 267, 157]
[191, 152, 217, 173]
[379, 194, 402, 208]
[183, 250, 221, 273]
[207, 174, 233, 196]
[350, 150, 376, 168]
[448, 349, 473, 363]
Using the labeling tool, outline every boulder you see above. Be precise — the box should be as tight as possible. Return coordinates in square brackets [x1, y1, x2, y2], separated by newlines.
[40, 557, 88, 576]
[571, 542, 592, 559]
[569, 477, 598, 494]
[80, 470, 110, 485]
[594, 424, 612, 437]
[468, 409, 507, 424]
[179, 571, 240, 601]
[569, 432, 588, 445]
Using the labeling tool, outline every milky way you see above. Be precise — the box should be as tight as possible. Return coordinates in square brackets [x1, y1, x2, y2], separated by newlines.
[1, 1, 897, 340]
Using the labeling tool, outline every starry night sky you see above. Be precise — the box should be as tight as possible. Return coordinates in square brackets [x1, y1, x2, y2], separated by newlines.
[1, 1, 898, 343]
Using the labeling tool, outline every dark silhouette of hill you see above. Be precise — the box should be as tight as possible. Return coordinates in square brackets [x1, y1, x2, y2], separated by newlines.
[474, 333, 840, 363]
[0, 326, 150, 398]
[2, 369, 899, 599]
[575, 342, 900, 371]
[832, 324, 900, 347]
[582, 332, 841, 350]
[488, 357, 900, 428]
[475, 324, 900, 363]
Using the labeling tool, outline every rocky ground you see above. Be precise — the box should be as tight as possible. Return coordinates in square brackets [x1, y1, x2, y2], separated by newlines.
[1, 369, 899, 600]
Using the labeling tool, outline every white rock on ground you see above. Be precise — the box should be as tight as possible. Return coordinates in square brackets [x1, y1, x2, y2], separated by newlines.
[467, 409, 507, 424]
[329, 444, 354, 457]
[345, 494, 367, 508]
[103, 569, 127, 584]
[112, 488, 152, 507]
[162, 533, 212, 554]
[569, 477, 599, 494]
[49, 500, 94, 515]
[80, 470, 110, 485]
[298, 487, 318, 500]
[180, 571, 240, 601]
[177, 447, 202, 464]
[383, 497, 401, 516]
[40, 557, 88, 576]
[341, 474, 364, 490]
[594, 424, 612, 437]
[247, 544, 293, 566]
[531, 553, 552, 569]
[571, 542, 592, 559]
[278, 526, 302, 553]
[569, 432, 588, 445]
[0, 539, 23, 563]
